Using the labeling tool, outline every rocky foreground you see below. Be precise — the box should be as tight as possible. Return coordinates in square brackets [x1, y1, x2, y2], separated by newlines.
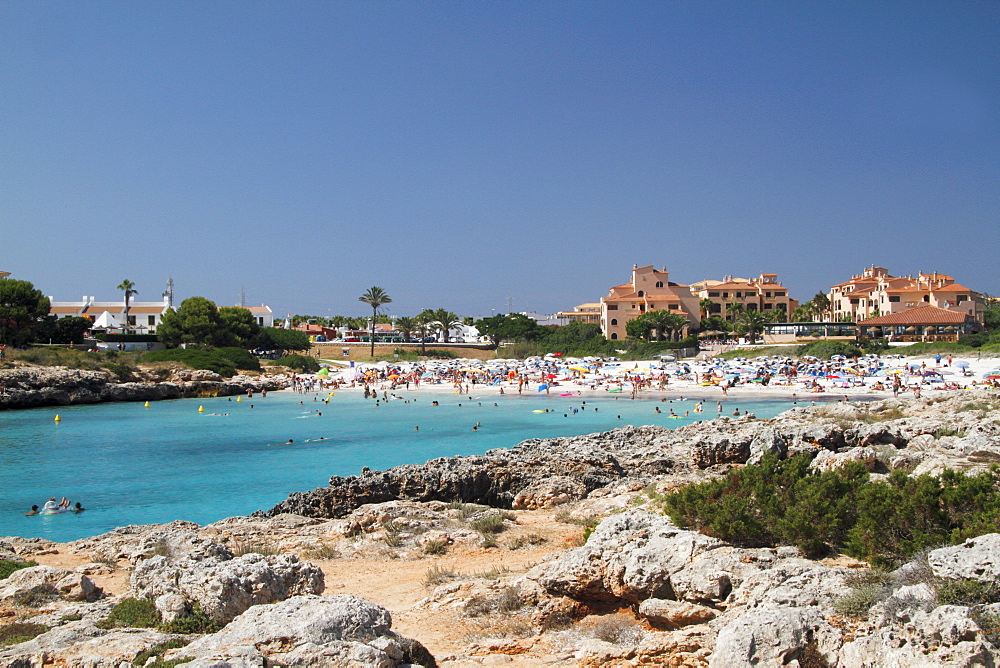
[0, 366, 285, 410]
[2, 391, 1000, 666]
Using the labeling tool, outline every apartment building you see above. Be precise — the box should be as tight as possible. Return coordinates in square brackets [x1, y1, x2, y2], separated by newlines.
[600, 265, 700, 340]
[690, 273, 798, 321]
[830, 266, 984, 325]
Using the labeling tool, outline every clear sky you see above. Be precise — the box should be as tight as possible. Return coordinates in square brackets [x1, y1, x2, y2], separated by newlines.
[2, 2, 997, 319]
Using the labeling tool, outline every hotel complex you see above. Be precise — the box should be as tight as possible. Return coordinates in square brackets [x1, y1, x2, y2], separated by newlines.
[581, 263, 986, 344]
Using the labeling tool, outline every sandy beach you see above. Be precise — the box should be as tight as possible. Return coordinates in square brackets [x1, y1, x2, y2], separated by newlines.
[309, 351, 1000, 405]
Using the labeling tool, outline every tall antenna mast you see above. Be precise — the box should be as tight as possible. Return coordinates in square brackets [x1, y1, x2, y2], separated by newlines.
[162, 277, 174, 309]
[238, 285, 247, 307]
[505, 292, 514, 313]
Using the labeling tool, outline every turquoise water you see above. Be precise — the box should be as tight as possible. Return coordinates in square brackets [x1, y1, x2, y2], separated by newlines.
[1, 390, 797, 542]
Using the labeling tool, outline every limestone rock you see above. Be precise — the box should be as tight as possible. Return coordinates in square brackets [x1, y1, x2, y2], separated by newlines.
[130, 552, 325, 624]
[534, 509, 722, 604]
[840, 605, 999, 666]
[0, 566, 102, 605]
[512, 475, 588, 509]
[169, 594, 436, 667]
[929, 534, 1000, 582]
[638, 597, 716, 627]
[710, 606, 839, 667]
[669, 546, 779, 604]
[0, 620, 180, 667]
[811, 446, 879, 473]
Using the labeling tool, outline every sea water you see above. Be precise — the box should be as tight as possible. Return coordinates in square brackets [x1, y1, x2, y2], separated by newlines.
[1, 389, 800, 541]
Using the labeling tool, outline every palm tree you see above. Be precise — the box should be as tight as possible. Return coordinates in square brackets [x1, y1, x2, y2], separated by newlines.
[645, 310, 688, 341]
[432, 308, 461, 342]
[736, 310, 770, 342]
[117, 279, 137, 333]
[358, 286, 392, 357]
[699, 298, 715, 320]
[811, 292, 832, 322]
[416, 309, 436, 354]
[395, 316, 417, 343]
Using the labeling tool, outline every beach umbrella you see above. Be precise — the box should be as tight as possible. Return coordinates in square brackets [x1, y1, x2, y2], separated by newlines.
[955, 361, 970, 369]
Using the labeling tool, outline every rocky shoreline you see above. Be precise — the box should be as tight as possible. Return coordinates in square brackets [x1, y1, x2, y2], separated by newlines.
[0, 366, 286, 411]
[2, 391, 1000, 666]
[262, 390, 1000, 520]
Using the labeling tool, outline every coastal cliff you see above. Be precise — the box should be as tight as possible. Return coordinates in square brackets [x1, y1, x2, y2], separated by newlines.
[0, 366, 284, 410]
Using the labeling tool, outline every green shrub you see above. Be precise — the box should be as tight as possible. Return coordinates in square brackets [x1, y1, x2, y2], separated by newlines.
[422, 538, 448, 555]
[973, 610, 1000, 648]
[0, 622, 49, 647]
[423, 563, 458, 587]
[214, 347, 261, 371]
[269, 354, 319, 373]
[0, 559, 37, 580]
[660, 456, 1000, 566]
[470, 514, 506, 535]
[159, 602, 221, 634]
[98, 598, 161, 629]
[832, 570, 893, 618]
[140, 349, 237, 377]
[935, 578, 1000, 607]
[131, 639, 190, 668]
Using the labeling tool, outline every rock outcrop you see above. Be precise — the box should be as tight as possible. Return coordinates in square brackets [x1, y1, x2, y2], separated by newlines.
[0, 366, 284, 410]
[166, 594, 436, 667]
[263, 392, 1000, 520]
[130, 552, 325, 624]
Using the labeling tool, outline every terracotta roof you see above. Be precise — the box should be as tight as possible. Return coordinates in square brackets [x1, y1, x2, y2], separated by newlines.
[50, 306, 83, 314]
[128, 306, 166, 314]
[859, 306, 970, 326]
[245, 306, 272, 313]
[84, 306, 125, 314]
[932, 284, 975, 293]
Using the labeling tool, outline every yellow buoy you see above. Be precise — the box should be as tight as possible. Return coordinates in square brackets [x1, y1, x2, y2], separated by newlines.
[198, 405, 204, 412]
[54, 414, 61, 422]
[236, 397, 243, 402]
[329, 392, 335, 396]
[144, 401, 150, 408]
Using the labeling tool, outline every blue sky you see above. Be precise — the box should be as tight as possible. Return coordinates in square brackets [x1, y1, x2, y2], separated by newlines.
[2, 2, 997, 319]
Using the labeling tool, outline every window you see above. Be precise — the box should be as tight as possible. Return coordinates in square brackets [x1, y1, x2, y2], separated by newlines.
[775, 292, 784, 297]
[127, 315, 136, 326]
[765, 292, 772, 298]
[923, 295, 929, 302]
[709, 292, 719, 297]
[889, 296, 900, 303]
[850, 299, 859, 305]
[710, 303, 721, 314]
[147, 315, 156, 326]
[655, 281, 663, 288]
[722, 292, 729, 299]
[610, 318, 618, 326]
[637, 290, 644, 297]
[957, 295, 968, 303]
[735, 292, 742, 298]
[607, 305, 617, 311]
[763, 303, 773, 310]
[610, 333, 618, 340]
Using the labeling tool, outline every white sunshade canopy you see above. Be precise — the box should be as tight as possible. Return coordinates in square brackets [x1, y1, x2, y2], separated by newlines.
[91, 311, 120, 329]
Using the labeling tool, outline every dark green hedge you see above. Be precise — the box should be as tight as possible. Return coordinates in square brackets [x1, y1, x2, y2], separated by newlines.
[660, 454, 1000, 566]
[139, 347, 260, 377]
